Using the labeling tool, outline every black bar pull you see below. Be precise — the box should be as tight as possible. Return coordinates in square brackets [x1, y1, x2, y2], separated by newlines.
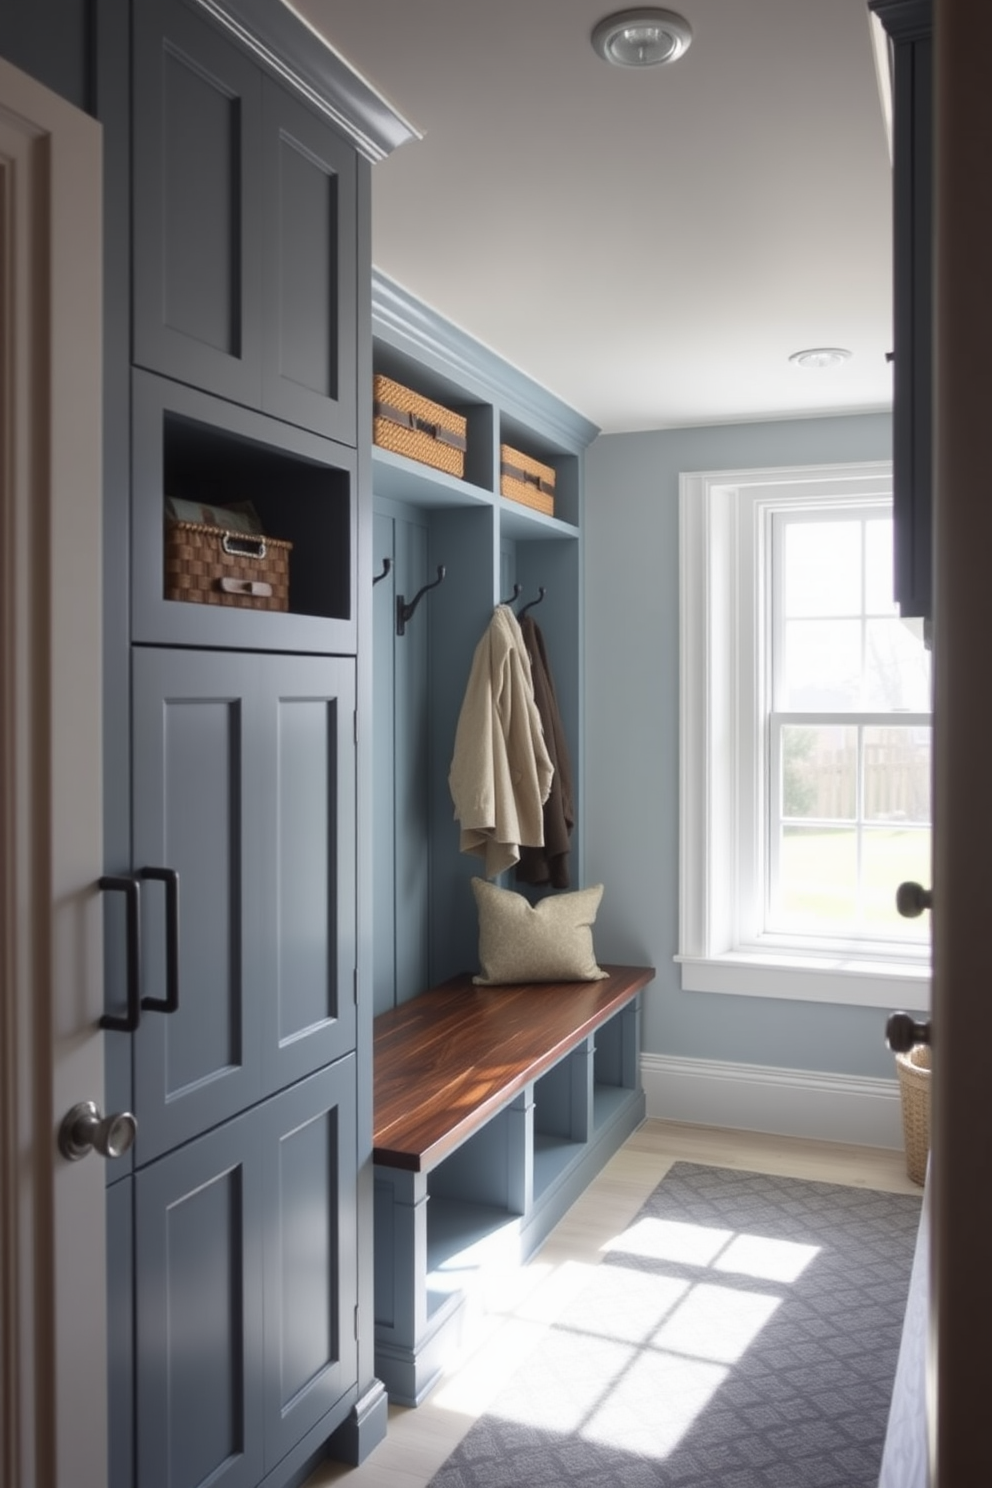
[139, 867, 180, 1015]
[99, 875, 142, 1032]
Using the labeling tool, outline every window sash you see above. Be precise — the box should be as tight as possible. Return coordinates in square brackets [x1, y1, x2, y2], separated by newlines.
[766, 711, 931, 944]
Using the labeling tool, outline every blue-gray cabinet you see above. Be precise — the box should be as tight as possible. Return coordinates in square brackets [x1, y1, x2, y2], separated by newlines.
[133, 0, 358, 447]
[134, 1060, 358, 1488]
[870, 0, 932, 620]
[129, 647, 356, 1165]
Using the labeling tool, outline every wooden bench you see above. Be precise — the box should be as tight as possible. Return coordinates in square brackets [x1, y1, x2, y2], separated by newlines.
[371, 963, 654, 1404]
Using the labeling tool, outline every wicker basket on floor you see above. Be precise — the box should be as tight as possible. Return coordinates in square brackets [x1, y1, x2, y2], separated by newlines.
[895, 1043, 931, 1186]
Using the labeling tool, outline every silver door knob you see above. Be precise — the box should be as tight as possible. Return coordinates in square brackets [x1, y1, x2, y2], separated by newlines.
[896, 881, 933, 917]
[59, 1100, 137, 1162]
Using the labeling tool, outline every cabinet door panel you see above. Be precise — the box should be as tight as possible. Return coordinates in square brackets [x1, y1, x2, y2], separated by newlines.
[261, 655, 357, 1092]
[262, 1060, 358, 1468]
[133, 0, 262, 403]
[135, 1108, 265, 1488]
[261, 78, 357, 445]
[132, 648, 356, 1161]
[133, 648, 263, 1161]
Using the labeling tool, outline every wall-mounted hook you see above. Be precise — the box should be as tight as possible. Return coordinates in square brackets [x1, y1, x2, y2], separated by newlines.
[397, 565, 446, 636]
[501, 583, 522, 606]
[518, 586, 546, 619]
[373, 557, 392, 586]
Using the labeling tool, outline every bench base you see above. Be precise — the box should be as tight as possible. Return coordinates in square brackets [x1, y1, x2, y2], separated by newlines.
[372, 976, 649, 1405]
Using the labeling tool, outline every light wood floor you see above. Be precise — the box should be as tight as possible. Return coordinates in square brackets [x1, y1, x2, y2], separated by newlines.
[308, 1119, 920, 1488]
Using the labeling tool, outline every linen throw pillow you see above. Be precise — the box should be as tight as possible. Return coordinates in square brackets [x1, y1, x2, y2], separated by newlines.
[471, 877, 608, 984]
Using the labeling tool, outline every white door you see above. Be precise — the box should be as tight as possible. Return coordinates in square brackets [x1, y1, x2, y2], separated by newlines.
[930, 3, 992, 1481]
[0, 58, 107, 1488]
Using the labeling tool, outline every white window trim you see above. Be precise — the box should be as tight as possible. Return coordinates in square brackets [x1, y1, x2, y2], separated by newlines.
[677, 460, 931, 1011]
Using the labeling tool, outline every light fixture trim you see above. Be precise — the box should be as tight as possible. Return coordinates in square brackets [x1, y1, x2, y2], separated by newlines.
[591, 8, 693, 68]
[788, 347, 853, 370]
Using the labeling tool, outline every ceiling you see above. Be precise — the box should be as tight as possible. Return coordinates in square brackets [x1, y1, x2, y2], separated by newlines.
[286, 0, 894, 435]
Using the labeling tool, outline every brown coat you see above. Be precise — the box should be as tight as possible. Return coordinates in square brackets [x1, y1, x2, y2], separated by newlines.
[516, 615, 574, 888]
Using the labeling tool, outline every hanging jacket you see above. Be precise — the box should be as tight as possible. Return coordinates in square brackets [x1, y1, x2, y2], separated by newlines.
[515, 614, 574, 889]
[448, 605, 553, 879]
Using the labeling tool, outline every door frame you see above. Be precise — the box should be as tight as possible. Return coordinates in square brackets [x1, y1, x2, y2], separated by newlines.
[0, 57, 106, 1488]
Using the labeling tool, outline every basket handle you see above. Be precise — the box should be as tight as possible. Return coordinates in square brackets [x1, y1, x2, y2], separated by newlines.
[218, 577, 273, 598]
[221, 532, 267, 560]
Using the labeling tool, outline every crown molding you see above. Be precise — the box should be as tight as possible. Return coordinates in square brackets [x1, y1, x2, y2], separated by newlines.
[193, 0, 419, 161]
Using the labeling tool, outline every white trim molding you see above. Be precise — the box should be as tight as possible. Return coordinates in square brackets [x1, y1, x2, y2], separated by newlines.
[642, 1052, 904, 1150]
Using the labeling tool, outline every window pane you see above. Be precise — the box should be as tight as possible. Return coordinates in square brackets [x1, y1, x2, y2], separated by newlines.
[862, 828, 931, 932]
[777, 827, 857, 924]
[783, 619, 861, 709]
[781, 724, 857, 820]
[864, 726, 931, 824]
[865, 518, 898, 616]
[784, 521, 861, 616]
[864, 619, 932, 711]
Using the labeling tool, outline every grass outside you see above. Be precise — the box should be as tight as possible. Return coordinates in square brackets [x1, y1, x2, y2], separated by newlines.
[777, 827, 931, 933]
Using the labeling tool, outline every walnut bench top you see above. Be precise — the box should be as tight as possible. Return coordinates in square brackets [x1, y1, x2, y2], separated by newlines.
[373, 964, 654, 1173]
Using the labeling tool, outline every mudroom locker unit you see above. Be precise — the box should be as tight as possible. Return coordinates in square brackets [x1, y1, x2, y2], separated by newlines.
[0, 1, 411, 1485]
[0, 0, 638, 1478]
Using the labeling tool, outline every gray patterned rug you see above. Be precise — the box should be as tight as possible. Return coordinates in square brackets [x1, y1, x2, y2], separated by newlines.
[428, 1162, 922, 1488]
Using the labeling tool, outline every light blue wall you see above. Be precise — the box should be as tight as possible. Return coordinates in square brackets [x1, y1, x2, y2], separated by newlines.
[582, 411, 916, 1081]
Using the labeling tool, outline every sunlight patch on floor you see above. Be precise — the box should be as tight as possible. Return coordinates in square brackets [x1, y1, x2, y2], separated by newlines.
[477, 1213, 822, 1461]
[715, 1231, 820, 1282]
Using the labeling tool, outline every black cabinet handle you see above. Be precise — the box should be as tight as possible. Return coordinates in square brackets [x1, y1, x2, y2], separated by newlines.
[139, 867, 180, 1015]
[99, 875, 142, 1032]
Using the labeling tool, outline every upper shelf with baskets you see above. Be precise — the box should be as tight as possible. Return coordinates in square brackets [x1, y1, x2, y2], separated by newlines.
[370, 274, 596, 536]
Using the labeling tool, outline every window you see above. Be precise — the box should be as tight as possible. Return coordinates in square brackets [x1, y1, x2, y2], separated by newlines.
[678, 462, 931, 1009]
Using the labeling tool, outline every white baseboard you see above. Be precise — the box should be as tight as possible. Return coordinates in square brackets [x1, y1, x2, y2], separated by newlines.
[641, 1052, 904, 1150]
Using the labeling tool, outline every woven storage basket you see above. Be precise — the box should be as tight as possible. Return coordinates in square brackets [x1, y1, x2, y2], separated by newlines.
[500, 444, 556, 517]
[373, 374, 467, 478]
[895, 1043, 931, 1186]
[164, 521, 292, 612]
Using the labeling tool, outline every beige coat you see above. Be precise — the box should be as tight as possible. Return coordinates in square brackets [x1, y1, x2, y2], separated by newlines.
[448, 605, 553, 878]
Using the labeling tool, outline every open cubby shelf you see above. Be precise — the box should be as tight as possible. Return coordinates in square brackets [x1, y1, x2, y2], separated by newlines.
[132, 368, 358, 654]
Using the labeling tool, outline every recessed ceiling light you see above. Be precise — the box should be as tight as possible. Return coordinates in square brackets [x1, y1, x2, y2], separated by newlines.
[591, 8, 693, 67]
[788, 347, 853, 369]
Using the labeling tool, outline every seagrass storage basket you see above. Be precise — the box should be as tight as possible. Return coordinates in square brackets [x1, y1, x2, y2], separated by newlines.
[895, 1043, 931, 1186]
[164, 521, 292, 611]
[500, 444, 556, 517]
[373, 374, 467, 478]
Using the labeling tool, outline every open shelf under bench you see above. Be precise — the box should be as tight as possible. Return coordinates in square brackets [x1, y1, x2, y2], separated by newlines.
[371, 964, 654, 1404]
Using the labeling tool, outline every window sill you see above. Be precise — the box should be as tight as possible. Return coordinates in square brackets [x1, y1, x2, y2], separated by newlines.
[676, 950, 930, 1010]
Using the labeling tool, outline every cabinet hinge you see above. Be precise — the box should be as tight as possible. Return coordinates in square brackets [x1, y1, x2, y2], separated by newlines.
[354, 1304, 360, 1341]
[353, 968, 359, 1005]
[353, 709, 358, 745]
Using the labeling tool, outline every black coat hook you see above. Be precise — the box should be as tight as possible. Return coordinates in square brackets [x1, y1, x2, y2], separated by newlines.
[518, 586, 546, 620]
[373, 557, 392, 586]
[397, 565, 446, 636]
[501, 583, 522, 606]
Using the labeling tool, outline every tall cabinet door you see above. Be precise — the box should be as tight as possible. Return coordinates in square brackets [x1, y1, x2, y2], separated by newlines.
[132, 647, 357, 1163]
